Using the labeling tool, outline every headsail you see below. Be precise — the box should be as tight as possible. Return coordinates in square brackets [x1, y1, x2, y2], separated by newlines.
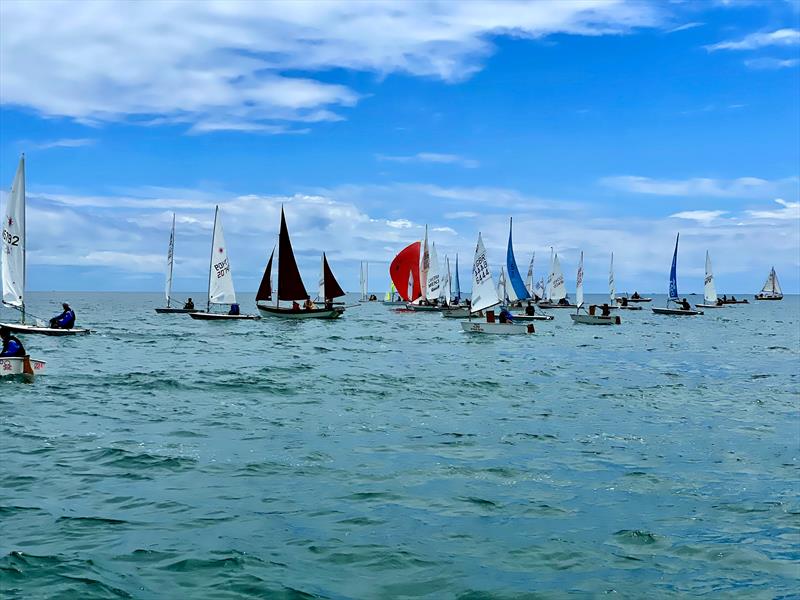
[550, 254, 566, 302]
[704, 250, 717, 304]
[576, 251, 584, 309]
[609, 252, 615, 305]
[165, 213, 175, 307]
[506, 217, 530, 301]
[470, 233, 500, 314]
[426, 242, 440, 301]
[2, 155, 25, 309]
[389, 241, 421, 302]
[761, 267, 782, 295]
[277, 207, 309, 301]
[321, 253, 345, 301]
[208, 206, 236, 306]
[669, 233, 679, 301]
[256, 248, 274, 302]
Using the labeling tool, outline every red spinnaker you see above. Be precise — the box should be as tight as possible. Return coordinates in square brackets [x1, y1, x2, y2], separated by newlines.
[390, 241, 421, 301]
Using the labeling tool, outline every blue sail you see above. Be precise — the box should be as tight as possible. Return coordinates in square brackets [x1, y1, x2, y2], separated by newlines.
[506, 217, 530, 301]
[454, 253, 461, 301]
[669, 233, 679, 301]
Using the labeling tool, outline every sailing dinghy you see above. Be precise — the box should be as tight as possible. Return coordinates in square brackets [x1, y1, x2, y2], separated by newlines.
[503, 218, 552, 321]
[460, 233, 533, 335]
[610, 254, 641, 310]
[156, 213, 198, 313]
[0, 356, 46, 379]
[652, 234, 703, 316]
[755, 267, 783, 300]
[407, 230, 441, 311]
[257, 208, 345, 319]
[570, 252, 621, 325]
[537, 252, 576, 308]
[695, 251, 724, 308]
[190, 206, 260, 320]
[1, 155, 90, 335]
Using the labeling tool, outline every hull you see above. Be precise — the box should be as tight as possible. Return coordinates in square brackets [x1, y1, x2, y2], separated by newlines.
[537, 302, 577, 309]
[461, 321, 533, 335]
[721, 300, 749, 304]
[570, 314, 621, 325]
[155, 307, 199, 314]
[509, 313, 554, 321]
[0, 357, 46, 377]
[189, 312, 261, 320]
[754, 295, 782, 301]
[0, 322, 91, 336]
[441, 307, 472, 318]
[695, 303, 724, 309]
[651, 307, 704, 316]
[617, 305, 643, 311]
[257, 305, 344, 319]
[405, 303, 441, 312]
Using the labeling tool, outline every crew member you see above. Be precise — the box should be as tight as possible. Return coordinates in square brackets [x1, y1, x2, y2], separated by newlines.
[499, 307, 514, 323]
[601, 303, 611, 316]
[49, 303, 76, 329]
[525, 301, 535, 316]
[680, 298, 691, 311]
[228, 303, 240, 315]
[183, 298, 195, 310]
[0, 327, 26, 357]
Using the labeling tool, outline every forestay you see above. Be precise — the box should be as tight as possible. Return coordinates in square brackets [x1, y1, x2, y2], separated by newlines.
[208, 206, 236, 305]
[2, 156, 25, 308]
[470, 233, 500, 314]
[704, 251, 717, 304]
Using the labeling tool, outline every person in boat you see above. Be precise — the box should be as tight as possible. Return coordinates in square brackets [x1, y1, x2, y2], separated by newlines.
[183, 298, 195, 310]
[324, 298, 333, 310]
[499, 307, 514, 323]
[291, 301, 300, 311]
[631, 291, 641, 299]
[228, 303, 240, 315]
[716, 297, 724, 306]
[721, 295, 727, 302]
[600, 303, 611, 317]
[558, 297, 570, 306]
[525, 301, 536, 316]
[619, 296, 629, 307]
[730, 295, 737, 302]
[0, 327, 26, 358]
[49, 303, 76, 329]
[680, 298, 691, 311]
[304, 298, 316, 310]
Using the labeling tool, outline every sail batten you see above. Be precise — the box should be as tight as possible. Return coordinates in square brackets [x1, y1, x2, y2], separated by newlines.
[2, 155, 25, 309]
[277, 208, 309, 301]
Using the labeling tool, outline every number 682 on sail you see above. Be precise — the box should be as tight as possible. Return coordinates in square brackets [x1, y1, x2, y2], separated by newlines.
[2, 229, 20, 246]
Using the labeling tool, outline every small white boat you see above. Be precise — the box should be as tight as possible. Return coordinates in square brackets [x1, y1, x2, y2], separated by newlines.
[570, 252, 622, 326]
[0, 356, 45, 378]
[537, 301, 577, 309]
[441, 306, 472, 318]
[0, 323, 91, 336]
[156, 214, 197, 314]
[755, 267, 783, 300]
[190, 312, 260, 321]
[509, 312, 553, 321]
[405, 302, 440, 312]
[623, 296, 652, 303]
[461, 319, 534, 335]
[652, 233, 703, 317]
[695, 251, 724, 309]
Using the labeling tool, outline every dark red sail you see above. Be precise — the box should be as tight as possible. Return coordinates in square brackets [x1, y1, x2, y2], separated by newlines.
[322, 253, 345, 300]
[277, 208, 309, 301]
[256, 247, 274, 302]
[390, 241, 422, 301]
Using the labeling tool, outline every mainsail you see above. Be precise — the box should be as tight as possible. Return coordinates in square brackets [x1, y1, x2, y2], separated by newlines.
[419, 226, 429, 299]
[165, 213, 175, 307]
[208, 206, 236, 306]
[277, 207, 309, 301]
[704, 250, 717, 304]
[443, 255, 451, 303]
[454, 253, 461, 302]
[2, 155, 25, 310]
[471, 233, 500, 314]
[497, 266, 507, 304]
[761, 267, 782, 296]
[609, 252, 615, 305]
[576, 251, 584, 309]
[426, 242, 440, 301]
[545, 248, 554, 301]
[389, 241, 421, 302]
[669, 233, 679, 301]
[506, 217, 529, 301]
[526, 253, 535, 298]
[256, 248, 274, 302]
[320, 253, 345, 301]
[535, 277, 545, 301]
[550, 254, 566, 302]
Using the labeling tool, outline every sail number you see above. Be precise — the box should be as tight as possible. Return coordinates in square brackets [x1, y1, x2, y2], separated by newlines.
[213, 257, 230, 278]
[2, 229, 20, 246]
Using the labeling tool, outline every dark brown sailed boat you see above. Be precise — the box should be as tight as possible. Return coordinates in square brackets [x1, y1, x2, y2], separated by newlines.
[256, 208, 345, 319]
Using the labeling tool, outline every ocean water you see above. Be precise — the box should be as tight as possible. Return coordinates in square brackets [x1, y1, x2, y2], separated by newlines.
[1, 292, 798, 599]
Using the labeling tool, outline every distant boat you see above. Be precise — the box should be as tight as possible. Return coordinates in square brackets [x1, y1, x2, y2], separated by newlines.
[1, 155, 90, 335]
[389, 241, 421, 305]
[256, 207, 345, 319]
[610, 253, 642, 310]
[383, 281, 403, 305]
[755, 267, 783, 301]
[407, 227, 442, 311]
[570, 251, 621, 325]
[156, 214, 198, 314]
[695, 251, 724, 309]
[538, 252, 576, 308]
[652, 233, 703, 316]
[190, 206, 260, 320]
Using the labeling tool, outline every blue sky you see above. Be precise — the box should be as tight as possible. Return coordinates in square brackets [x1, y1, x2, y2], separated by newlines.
[1, 0, 798, 295]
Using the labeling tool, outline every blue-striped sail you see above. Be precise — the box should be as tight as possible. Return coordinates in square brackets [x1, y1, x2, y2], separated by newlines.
[506, 217, 530, 301]
[669, 233, 679, 301]
[454, 253, 461, 302]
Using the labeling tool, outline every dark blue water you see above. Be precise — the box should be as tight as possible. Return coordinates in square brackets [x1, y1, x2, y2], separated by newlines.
[1, 293, 798, 598]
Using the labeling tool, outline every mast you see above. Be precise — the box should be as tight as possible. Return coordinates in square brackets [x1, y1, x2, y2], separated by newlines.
[166, 213, 175, 308]
[207, 206, 218, 313]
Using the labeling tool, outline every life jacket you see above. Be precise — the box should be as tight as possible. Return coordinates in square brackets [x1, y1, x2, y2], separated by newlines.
[1, 338, 25, 357]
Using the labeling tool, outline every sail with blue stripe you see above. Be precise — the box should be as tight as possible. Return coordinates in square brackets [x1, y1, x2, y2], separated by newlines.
[669, 233, 679, 301]
[506, 217, 530, 301]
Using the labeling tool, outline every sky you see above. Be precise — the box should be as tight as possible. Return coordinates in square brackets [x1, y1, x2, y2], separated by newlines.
[0, 0, 798, 296]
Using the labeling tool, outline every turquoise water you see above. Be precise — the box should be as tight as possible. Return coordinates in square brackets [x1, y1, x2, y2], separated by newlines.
[1, 292, 798, 599]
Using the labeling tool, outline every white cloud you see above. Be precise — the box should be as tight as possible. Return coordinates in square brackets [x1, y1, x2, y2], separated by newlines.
[30, 138, 96, 150]
[377, 153, 479, 168]
[0, 1, 660, 133]
[669, 210, 728, 223]
[745, 198, 800, 220]
[386, 219, 413, 229]
[744, 57, 800, 70]
[706, 28, 800, 51]
[600, 175, 800, 199]
[444, 211, 479, 219]
[668, 22, 704, 34]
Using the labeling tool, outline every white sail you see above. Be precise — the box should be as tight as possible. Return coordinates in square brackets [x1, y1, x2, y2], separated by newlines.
[442, 255, 451, 303]
[318, 254, 325, 301]
[525, 253, 535, 296]
[165, 213, 175, 306]
[545, 248, 554, 301]
[576, 251, 584, 309]
[407, 270, 414, 301]
[761, 267, 782, 296]
[426, 241, 440, 301]
[419, 225, 429, 299]
[497, 266, 507, 303]
[704, 251, 717, 303]
[609, 252, 615, 304]
[208, 206, 236, 305]
[535, 277, 545, 300]
[470, 233, 500, 314]
[773, 269, 783, 295]
[550, 253, 567, 302]
[2, 156, 25, 308]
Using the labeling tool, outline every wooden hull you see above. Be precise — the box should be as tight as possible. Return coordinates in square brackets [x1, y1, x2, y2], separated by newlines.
[461, 321, 534, 335]
[754, 295, 782, 301]
[155, 308, 199, 314]
[189, 312, 261, 320]
[257, 305, 344, 319]
[0, 322, 91, 336]
[0, 357, 46, 377]
[570, 314, 621, 325]
[651, 307, 704, 316]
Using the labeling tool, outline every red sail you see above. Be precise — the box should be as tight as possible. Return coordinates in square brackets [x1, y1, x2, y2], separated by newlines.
[256, 248, 274, 302]
[390, 241, 421, 301]
[278, 208, 309, 301]
[322, 253, 345, 300]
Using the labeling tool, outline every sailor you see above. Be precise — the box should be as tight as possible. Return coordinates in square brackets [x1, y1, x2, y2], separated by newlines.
[601, 303, 611, 316]
[499, 307, 514, 323]
[680, 298, 691, 310]
[291, 301, 300, 311]
[0, 327, 26, 358]
[228, 303, 240, 315]
[183, 298, 195, 310]
[631, 291, 641, 299]
[525, 301, 535, 316]
[730, 295, 737, 302]
[558, 297, 570, 306]
[620, 296, 629, 307]
[324, 298, 333, 310]
[49, 303, 76, 329]
[716, 298, 724, 306]
[304, 298, 316, 310]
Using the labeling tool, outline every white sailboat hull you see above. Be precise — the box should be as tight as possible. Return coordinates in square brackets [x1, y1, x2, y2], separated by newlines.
[570, 314, 621, 325]
[617, 296, 652, 303]
[189, 312, 261, 320]
[509, 312, 554, 321]
[0, 322, 91, 336]
[754, 293, 782, 301]
[0, 357, 46, 377]
[461, 321, 533, 335]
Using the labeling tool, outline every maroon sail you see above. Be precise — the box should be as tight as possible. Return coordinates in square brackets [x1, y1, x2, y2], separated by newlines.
[277, 208, 309, 301]
[256, 247, 274, 302]
[322, 253, 345, 300]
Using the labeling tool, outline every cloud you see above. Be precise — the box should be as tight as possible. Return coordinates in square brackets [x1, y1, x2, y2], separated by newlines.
[600, 175, 800, 199]
[706, 28, 800, 51]
[377, 152, 479, 168]
[669, 210, 728, 223]
[745, 198, 800, 220]
[0, 1, 660, 133]
[30, 138, 96, 150]
[668, 22, 704, 34]
[744, 57, 800, 70]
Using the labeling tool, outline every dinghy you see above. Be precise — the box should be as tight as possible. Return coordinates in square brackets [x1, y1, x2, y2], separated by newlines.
[190, 206, 260, 321]
[0, 356, 45, 378]
[389, 241, 422, 306]
[501, 218, 550, 321]
[537, 252, 576, 308]
[570, 252, 622, 325]
[460, 232, 533, 335]
[618, 294, 652, 303]
[609, 254, 642, 310]
[755, 267, 783, 300]
[652, 233, 703, 316]
[155, 214, 198, 314]
[382, 282, 404, 305]
[406, 231, 442, 311]
[695, 251, 724, 308]
[1, 156, 90, 335]
[256, 208, 344, 319]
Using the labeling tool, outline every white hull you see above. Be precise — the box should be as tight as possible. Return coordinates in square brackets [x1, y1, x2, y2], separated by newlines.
[509, 313, 553, 321]
[0, 357, 46, 377]
[651, 307, 704, 316]
[257, 304, 344, 319]
[570, 314, 621, 325]
[461, 321, 533, 335]
[537, 302, 577, 309]
[754, 294, 782, 301]
[0, 322, 91, 336]
[189, 312, 261, 320]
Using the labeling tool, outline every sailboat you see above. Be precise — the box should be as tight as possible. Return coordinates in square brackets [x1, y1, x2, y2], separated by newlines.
[538, 252, 575, 308]
[695, 251, 724, 308]
[570, 251, 621, 325]
[610, 253, 641, 310]
[441, 252, 473, 318]
[155, 214, 197, 313]
[652, 233, 703, 316]
[755, 267, 783, 300]
[1, 155, 90, 335]
[460, 233, 533, 335]
[383, 281, 403, 305]
[190, 206, 259, 320]
[504, 218, 551, 321]
[525, 253, 540, 301]
[407, 230, 441, 311]
[256, 207, 345, 319]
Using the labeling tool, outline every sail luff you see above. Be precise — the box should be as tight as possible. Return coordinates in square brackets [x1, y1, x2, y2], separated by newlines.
[277, 207, 309, 301]
[704, 250, 717, 303]
[166, 213, 175, 306]
[256, 248, 274, 302]
[668, 233, 679, 301]
[576, 251, 584, 309]
[2, 155, 25, 314]
[470, 232, 500, 314]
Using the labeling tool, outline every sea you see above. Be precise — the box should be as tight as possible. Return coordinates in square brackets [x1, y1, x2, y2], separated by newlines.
[1, 292, 798, 599]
